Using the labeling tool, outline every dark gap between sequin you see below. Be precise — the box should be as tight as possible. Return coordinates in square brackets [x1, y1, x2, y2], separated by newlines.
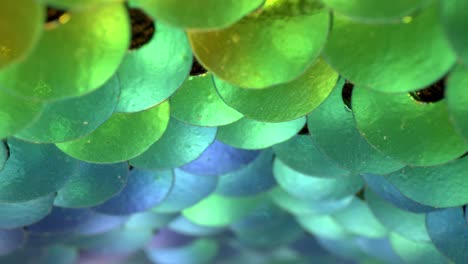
[3, 140, 10, 161]
[409, 77, 446, 103]
[128, 8, 156, 50]
[190, 56, 208, 76]
[342, 80, 354, 111]
[355, 188, 365, 200]
[45, 7, 67, 23]
[297, 124, 309, 135]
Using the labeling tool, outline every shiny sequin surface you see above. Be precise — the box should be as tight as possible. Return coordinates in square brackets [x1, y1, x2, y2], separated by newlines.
[0, 1, 468, 263]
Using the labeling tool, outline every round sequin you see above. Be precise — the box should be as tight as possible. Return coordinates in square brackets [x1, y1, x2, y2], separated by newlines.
[0, 3, 130, 100]
[0, 90, 44, 139]
[446, 64, 468, 142]
[0, 138, 76, 202]
[130, 118, 217, 170]
[0, 141, 7, 172]
[389, 233, 447, 264]
[273, 135, 349, 178]
[28, 207, 126, 235]
[54, 162, 128, 208]
[315, 236, 367, 260]
[214, 58, 339, 122]
[324, 4, 456, 93]
[56, 101, 170, 163]
[354, 237, 402, 263]
[93, 169, 173, 215]
[215, 149, 275, 197]
[125, 212, 176, 231]
[188, 0, 330, 89]
[153, 169, 218, 213]
[36, 246, 77, 264]
[182, 193, 266, 227]
[0, 229, 25, 256]
[0, 194, 54, 229]
[168, 216, 224, 237]
[273, 158, 363, 202]
[0, 1, 464, 261]
[386, 157, 468, 208]
[116, 20, 192, 112]
[365, 188, 429, 242]
[0, 0, 44, 68]
[132, 0, 263, 30]
[217, 117, 305, 149]
[40, 0, 117, 9]
[426, 207, 467, 264]
[146, 238, 219, 264]
[71, 227, 152, 255]
[147, 229, 194, 249]
[15, 75, 120, 143]
[307, 79, 405, 174]
[231, 200, 295, 235]
[352, 85, 467, 166]
[297, 214, 348, 239]
[0, 249, 43, 264]
[180, 140, 260, 177]
[232, 201, 304, 248]
[362, 174, 435, 213]
[170, 74, 243, 127]
[270, 187, 353, 216]
[321, 0, 432, 21]
[441, 0, 468, 66]
[331, 198, 388, 238]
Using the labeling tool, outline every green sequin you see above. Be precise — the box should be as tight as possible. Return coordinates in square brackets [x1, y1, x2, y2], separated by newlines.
[273, 135, 349, 178]
[307, 79, 405, 174]
[0, 90, 44, 139]
[386, 157, 468, 207]
[446, 64, 468, 143]
[389, 233, 448, 264]
[0, 3, 130, 100]
[189, 0, 330, 88]
[183, 193, 266, 227]
[37, 246, 77, 264]
[214, 58, 338, 122]
[15, 75, 120, 143]
[365, 188, 429, 242]
[0, 142, 6, 172]
[130, 118, 217, 169]
[131, 0, 263, 29]
[324, 3, 455, 93]
[0, 194, 54, 229]
[54, 162, 128, 208]
[331, 198, 388, 238]
[170, 74, 243, 127]
[56, 101, 170, 163]
[273, 158, 363, 202]
[441, 0, 468, 66]
[321, 0, 432, 21]
[353, 86, 467, 166]
[296, 214, 348, 239]
[116, 21, 192, 113]
[0, 0, 44, 68]
[269, 187, 353, 216]
[41, 0, 121, 9]
[146, 238, 219, 264]
[217, 117, 305, 150]
[0, 138, 77, 202]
